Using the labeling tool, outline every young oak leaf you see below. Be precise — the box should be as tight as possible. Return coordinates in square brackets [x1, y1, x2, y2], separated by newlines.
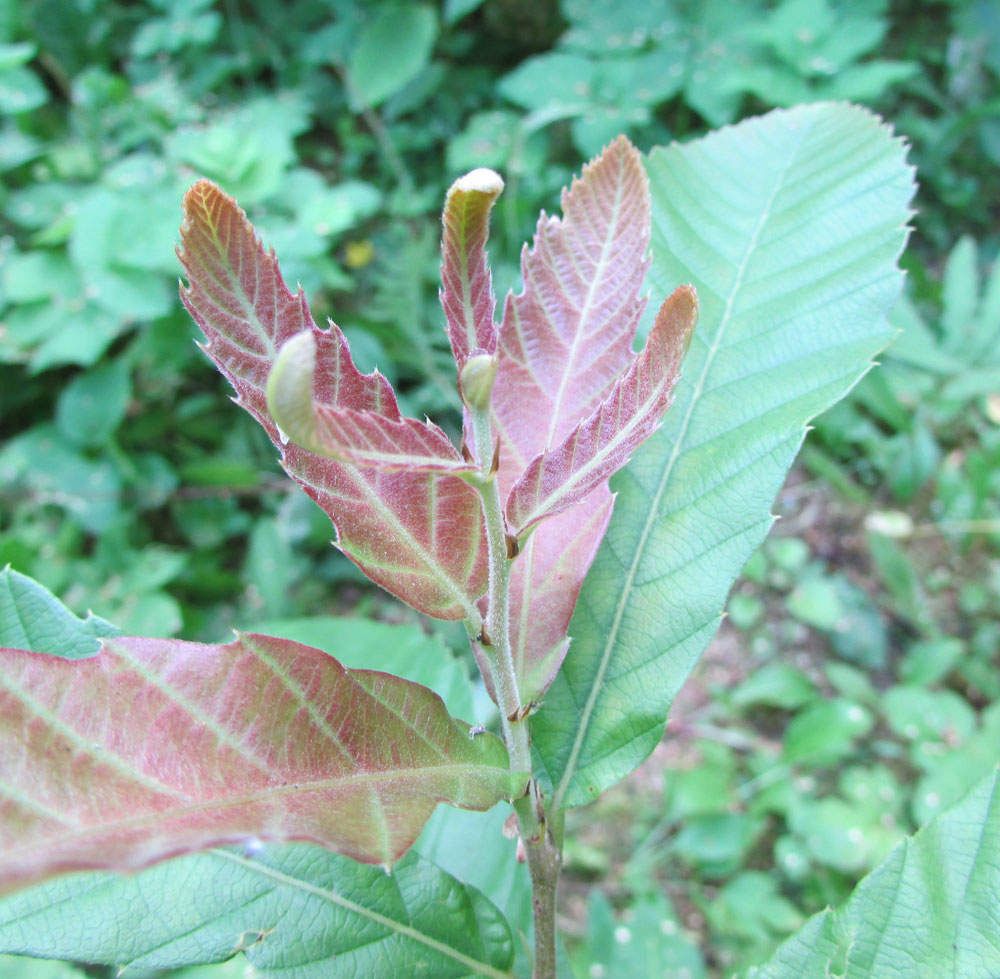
[488, 136, 655, 701]
[506, 286, 698, 537]
[440, 168, 504, 370]
[179, 179, 487, 621]
[0, 634, 526, 896]
[267, 331, 477, 475]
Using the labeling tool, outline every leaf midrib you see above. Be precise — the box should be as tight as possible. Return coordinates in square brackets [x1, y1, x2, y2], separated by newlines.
[551, 129, 807, 812]
[543, 161, 627, 453]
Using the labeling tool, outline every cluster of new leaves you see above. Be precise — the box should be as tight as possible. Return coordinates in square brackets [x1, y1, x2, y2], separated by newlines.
[262, 139, 697, 701]
[0, 139, 694, 898]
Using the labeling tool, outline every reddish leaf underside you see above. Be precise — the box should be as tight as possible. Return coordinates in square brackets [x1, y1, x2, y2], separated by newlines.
[178, 179, 487, 621]
[506, 286, 699, 536]
[490, 137, 654, 699]
[0, 635, 523, 896]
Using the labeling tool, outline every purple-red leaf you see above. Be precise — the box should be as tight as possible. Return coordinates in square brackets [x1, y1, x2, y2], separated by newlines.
[179, 179, 487, 621]
[490, 137, 653, 699]
[0, 634, 524, 896]
[268, 332, 477, 475]
[506, 286, 698, 536]
[440, 168, 504, 370]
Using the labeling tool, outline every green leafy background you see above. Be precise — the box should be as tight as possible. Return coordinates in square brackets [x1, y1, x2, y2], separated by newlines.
[1, 0, 998, 975]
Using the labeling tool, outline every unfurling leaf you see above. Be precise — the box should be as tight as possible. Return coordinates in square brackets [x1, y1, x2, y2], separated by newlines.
[0, 634, 525, 895]
[506, 285, 698, 537]
[440, 167, 504, 370]
[267, 331, 477, 475]
[179, 179, 487, 620]
[490, 136, 657, 700]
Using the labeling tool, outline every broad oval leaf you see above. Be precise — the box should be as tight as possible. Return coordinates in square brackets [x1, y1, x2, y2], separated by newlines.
[0, 633, 525, 895]
[179, 179, 487, 621]
[533, 103, 916, 808]
[0, 846, 518, 978]
[749, 768, 1000, 978]
[492, 136, 653, 701]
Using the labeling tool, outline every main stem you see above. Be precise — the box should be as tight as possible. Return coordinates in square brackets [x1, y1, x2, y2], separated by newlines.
[468, 404, 561, 979]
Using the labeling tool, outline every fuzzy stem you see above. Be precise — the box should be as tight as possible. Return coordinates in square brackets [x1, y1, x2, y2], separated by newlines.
[468, 405, 528, 769]
[468, 404, 560, 977]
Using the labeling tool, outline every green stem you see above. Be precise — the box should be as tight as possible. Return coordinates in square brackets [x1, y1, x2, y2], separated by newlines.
[468, 404, 528, 769]
[467, 403, 561, 978]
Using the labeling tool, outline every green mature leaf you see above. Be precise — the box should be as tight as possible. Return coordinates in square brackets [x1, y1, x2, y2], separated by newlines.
[534, 103, 915, 809]
[0, 846, 517, 978]
[747, 769, 1000, 978]
[0, 567, 117, 658]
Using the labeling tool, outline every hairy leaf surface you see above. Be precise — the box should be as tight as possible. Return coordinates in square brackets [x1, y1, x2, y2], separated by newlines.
[492, 136, 652, 700]
[179, 179, 487, 620]
[0, 846, 517, 978]
[534, 104, 916, 807]
[506, 285, 697, 536]
[750, 769, 1000, 978]
[0, 633, 523, 894]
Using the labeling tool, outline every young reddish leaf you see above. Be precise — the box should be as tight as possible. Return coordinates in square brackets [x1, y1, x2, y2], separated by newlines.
[506, 286, 698, 536]
[491, 137, 653, 698]
[267, 331, 477, 475]
[440, 168, 504, 369]
[0, 634, 525, 896]
[492, 136, 651, 481]
[505, 495, 615, 702]
[179, 179, 487, 621]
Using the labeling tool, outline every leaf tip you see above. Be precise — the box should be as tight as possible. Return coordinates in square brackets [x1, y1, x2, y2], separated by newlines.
[449, 167, 504, 199]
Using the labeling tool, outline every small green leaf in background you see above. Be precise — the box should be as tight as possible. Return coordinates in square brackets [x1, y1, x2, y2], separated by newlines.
[783, 699, 873, 767]
[706, 871, 802, 959]
[0, 43, 47, 114]
[731, 663, 817, 711]
[785, 576, 843, 631]
[672, 812, 764, 879]
[900, 637, 964, 686]
[55, 359, 131, 449]
[571, 890, 706, 979]
[348, 4, 438, 110]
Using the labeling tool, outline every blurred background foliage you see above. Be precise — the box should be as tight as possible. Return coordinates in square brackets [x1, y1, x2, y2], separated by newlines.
[0, 0, 997, 976]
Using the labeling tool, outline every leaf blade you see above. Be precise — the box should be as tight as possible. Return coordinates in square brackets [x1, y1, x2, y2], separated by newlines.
[0, 633, 524, 895]
[506, 285, 697, 536]
[179, 179, 487, 620]
[533, 104, 916, 809]
[0, 846, 517, 978]
[493, 136, 652, 699]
